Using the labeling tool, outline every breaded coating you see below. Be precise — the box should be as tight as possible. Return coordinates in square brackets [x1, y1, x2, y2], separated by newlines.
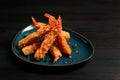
[49, 31, 70, 63]
[32, 16, 70, 40]
[61, 31, 70, 40]
[57, 32, 72, 55]
[34, 26, 61, 60]
[21, 31, 70, 62]
[34, 16, 62, 61]
[18, 24, 51, 48]
[18, 13, 72, 63]
[50, 44, 62, 63]
[22, 42, 41, 56]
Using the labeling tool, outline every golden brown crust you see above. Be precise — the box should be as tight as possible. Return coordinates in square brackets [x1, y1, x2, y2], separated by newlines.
[18, 25, 51, 48]
[34, 26, 61, 60]
[22, 42, 41, 56]
[50, 44, 62, 63]
[18, 13, 72, 63]
[57, 33, 72, 55]
[34, 15, 62, 61]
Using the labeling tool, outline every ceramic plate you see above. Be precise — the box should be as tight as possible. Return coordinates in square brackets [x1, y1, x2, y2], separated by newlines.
[12, 25, 94, 66]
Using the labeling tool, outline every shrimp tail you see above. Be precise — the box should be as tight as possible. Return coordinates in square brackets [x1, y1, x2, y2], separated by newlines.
[31, 17, 40, 29]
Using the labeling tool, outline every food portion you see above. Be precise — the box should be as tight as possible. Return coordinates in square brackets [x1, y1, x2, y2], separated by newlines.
[34, 16, 62, 61]
[18, 24, 51, 48]
[18, 13, 72, 63]
[22, 41, 42, 56]
[57, 32, 72, 55]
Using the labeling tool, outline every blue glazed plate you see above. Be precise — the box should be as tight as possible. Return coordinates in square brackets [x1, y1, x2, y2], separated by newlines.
[12, 25, 94, 66]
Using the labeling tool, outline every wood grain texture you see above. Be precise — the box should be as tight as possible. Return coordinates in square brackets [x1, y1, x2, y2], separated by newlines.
[0, 0, 120, 80]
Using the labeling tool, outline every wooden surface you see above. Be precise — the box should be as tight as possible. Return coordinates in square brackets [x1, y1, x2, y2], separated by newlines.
[0, 0, 120, 80]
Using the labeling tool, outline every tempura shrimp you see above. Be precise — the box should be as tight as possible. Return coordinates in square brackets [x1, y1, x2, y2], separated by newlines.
[22, 41, 42, 56]
[34, 16, 62, 61]
[18, 23, 51, 48]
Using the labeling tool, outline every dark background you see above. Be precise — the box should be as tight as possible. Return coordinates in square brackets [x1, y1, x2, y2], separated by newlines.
[0, 0, 120, 80]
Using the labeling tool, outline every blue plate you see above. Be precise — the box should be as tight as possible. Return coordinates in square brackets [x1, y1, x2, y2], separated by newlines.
[12, 25, 94, 66]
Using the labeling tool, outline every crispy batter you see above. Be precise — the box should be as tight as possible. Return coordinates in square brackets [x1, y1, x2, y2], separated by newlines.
[22, 42, 41, 56]
[34, 26, 61, 60]
[50, 44, 62, 63]
[19, 13, 72, 62]
[57, 32, 72, 55]
[18, 24, 51, 48]
[32, 14, 71, 61]
[61, 31, 70, 40]
[49, 31, 70, 63]
[32, 16, 70, 40]
[56, 16, 72, 55]
[21, 31, 70, 62]
[34, 15, 62, 61]
[21, 31, 69, 62]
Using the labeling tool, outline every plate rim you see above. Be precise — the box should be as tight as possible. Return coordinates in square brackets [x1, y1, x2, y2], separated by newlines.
[11, 24, 95, 66]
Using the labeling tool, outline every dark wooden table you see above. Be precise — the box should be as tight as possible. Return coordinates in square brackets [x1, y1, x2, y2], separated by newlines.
[0, 0, 120, 80]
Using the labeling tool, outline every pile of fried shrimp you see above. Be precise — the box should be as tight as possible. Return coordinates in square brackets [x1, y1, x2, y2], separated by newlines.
[18, 13, 72, 63]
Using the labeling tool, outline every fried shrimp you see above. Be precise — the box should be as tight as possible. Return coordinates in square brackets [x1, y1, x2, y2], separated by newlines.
[34, 15, 62, 61]
[18, 23, 51, 49]
[21, 30, 70, 61]
[21, 30, 70, 62]
[50, 44, 62, 63]
[18, 13, 72, 63]
[32, 14, 71, 62]
[32, 16, 70, 40]
[56, 17, 72, 55]
[49, 31, 70, 63]
[57, 32, 72, 55]
[61, 31, 70, 40]
[22, 41, 41, 56]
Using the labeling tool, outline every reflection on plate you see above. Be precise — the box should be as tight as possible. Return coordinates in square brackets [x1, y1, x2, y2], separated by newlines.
[12, 25, 94, 66]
